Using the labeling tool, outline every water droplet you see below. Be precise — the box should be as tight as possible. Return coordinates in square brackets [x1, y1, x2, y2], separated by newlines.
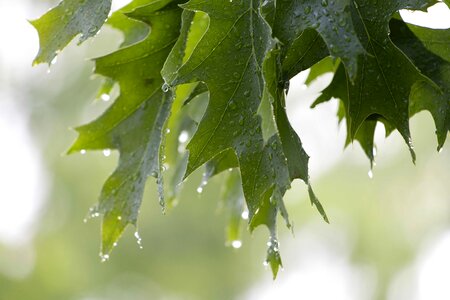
[100, 253, 110, 262]
[103, 149, 111, 157]
[368, 170, 373, 179]
[80, 149, 87, 155]
[100, 93, 110, 102]
[162, 83, 170, 93]
[134, 231, 143, 249]
[231, 240, 242, 249]
[197, 187, 203, 194]
[117, 216, 122, 221]
[51, 56, 58, 65]
[241, 211, 249, 220]
[178, 131, 189, 143]
[165, 128, 171, 134]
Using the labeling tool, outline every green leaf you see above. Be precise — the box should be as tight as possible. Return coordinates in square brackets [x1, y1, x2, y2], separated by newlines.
[390, 19, 450, 151]
[167, 0, 290, 218]
[68, 0, 182, 256]
[282, 29, 329, 80]
[31, 0, 112, 65]
[318, 0, 437, 162]
[273, 0, 365, 80]
[312, 63, 378, 166]
[220, 169, 246, 247]
[32, 0, 450, 278]
[106, 0, 154, 47]
[305, 57, 339, 85]
[166, 0, 299, 276]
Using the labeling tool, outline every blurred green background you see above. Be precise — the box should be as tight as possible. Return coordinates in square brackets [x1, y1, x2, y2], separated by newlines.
[0, 1, 449, 300]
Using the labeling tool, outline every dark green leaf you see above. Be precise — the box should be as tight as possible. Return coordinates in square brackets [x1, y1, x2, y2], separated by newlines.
[273, 0, 365, 80]
[390, 19, 450, 150]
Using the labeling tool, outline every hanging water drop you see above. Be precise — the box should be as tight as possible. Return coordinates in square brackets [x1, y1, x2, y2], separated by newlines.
[178, 131, 189, 143]
[51, 56, 58, 65]
[100, 253, 110, 262]
[197, 187, 203, 194]
[241, 210, 249, 220]
[231, 240, 242, 249]
[88, 26, 98, 34]
[103, 149, 111, 157]
[80, 149, 86, 155]
[368, 170, 373, 179]
[134, 231, 143, 249]
[100, 93, 110, 102]
[162, 83, 170, 93]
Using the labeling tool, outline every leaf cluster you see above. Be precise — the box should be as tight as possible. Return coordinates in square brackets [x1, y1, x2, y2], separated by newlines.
[32, 0, 450, 277]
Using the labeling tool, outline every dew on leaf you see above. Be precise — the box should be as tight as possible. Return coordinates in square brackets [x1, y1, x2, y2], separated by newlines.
[103, 149, 111, 157]
[100, 253, 109, 262]
[178, 130, 189, 143]
[231, 240, 242, 249]
[161, 83, 170, 93]
[134, 231, 143, 249]
[100, 93, 110, 102]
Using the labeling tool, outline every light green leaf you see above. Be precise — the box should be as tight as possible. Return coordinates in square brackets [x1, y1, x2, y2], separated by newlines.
[31, 0, 112, 65]
[68, 1, 182, 256]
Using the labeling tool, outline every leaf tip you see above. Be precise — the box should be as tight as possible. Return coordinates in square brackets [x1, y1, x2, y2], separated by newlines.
[307, 184, 329, 223]
[101, 212, 128, 257]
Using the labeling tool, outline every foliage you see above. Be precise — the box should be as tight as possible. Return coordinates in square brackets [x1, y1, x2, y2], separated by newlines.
[32, 0, 450, 277]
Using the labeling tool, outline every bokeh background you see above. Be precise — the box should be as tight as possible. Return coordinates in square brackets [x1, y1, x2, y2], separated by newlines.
[0, 1, 449, 299]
